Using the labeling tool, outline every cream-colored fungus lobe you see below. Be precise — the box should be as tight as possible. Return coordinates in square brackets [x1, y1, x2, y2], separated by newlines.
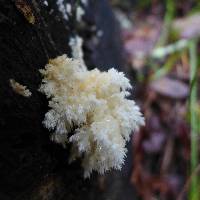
[39, 54, 144, 177]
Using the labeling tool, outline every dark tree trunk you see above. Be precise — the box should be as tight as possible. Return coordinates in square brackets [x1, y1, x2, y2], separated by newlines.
[0, 0, 128, 200]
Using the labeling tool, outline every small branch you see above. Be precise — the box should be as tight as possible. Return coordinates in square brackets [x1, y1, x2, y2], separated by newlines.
[150, 52, 180, 80]
[151, 39, 189, 59]
[177, 164, 200, 200]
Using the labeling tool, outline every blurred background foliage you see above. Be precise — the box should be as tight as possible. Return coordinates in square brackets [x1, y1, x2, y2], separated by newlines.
[109, 0, 200, 199]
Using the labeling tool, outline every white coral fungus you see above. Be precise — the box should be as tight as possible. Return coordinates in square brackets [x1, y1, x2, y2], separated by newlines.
[56, 0, 71, 21]
[39, 55, 144, 177]
[69, 35, 86, 68]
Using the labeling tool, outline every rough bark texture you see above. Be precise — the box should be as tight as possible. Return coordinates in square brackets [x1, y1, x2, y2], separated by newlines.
[0, 1, 135, 200]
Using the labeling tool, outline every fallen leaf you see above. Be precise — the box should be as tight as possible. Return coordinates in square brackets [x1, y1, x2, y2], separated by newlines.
[173, 13, 200, 39]
[122, 16, 161, 69]
[150, 77, 189, 99]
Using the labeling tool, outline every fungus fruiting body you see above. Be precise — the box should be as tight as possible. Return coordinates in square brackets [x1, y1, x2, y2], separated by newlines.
[39, 54, 144, 177]
[10, 79, 32, 97]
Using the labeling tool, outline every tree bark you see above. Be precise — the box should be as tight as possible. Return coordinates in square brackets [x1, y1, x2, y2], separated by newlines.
[0, 0, 126, 200]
